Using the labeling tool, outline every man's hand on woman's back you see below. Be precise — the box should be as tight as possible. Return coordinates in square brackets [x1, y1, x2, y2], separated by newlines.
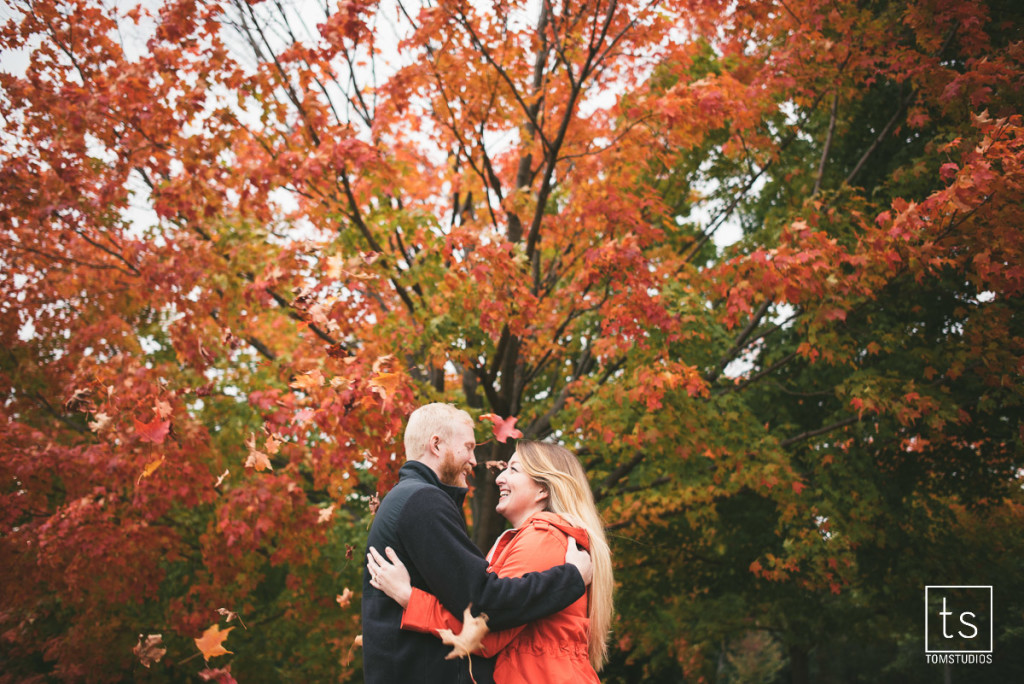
[564, 537, 593, 585]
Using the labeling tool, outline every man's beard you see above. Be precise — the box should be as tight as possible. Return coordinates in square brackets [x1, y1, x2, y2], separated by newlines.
[439, 450, 473, 487]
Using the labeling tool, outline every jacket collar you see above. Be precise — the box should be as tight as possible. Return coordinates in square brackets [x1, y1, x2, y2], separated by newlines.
[399, 460, 468, 507]
[487, 511, 592, 562]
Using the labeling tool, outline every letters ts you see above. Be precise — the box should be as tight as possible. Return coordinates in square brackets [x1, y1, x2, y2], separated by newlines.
[939, 598, 979, 639]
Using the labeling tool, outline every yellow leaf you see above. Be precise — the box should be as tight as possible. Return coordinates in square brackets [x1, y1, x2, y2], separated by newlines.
[436, 604, 489, 660]
[137, 456, 165, 484]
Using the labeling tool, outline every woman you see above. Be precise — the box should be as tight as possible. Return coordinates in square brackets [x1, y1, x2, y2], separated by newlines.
[367, 440, 614, 682]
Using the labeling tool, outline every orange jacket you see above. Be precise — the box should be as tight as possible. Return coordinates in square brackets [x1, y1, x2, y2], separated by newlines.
[401, 511, 599, 684]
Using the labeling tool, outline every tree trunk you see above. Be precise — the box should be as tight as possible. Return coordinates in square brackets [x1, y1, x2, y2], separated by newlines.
[790, 645, 810, 684]
[471, 440, 515, 552]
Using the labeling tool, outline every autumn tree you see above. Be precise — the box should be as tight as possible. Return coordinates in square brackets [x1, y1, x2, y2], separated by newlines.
[1, 0, 1022, 682]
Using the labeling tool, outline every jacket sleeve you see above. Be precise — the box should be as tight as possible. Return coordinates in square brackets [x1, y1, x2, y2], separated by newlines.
[397, 487, 585, 630]
[400, 524, 569, 656]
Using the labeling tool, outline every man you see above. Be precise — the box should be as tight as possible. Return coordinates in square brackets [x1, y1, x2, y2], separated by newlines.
[361, 403, 592, 684]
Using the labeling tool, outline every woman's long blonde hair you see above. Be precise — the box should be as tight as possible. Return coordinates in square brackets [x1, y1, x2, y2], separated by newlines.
[515, 440, 613, 671]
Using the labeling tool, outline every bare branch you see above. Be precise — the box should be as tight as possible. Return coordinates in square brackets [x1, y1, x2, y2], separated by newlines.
[780, 415, 860, 448]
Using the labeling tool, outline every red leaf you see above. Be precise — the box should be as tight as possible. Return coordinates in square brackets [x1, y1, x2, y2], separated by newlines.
[479, 413, 523, 443]
[134, 416, 170, 444]
[198, 666, 238, 683]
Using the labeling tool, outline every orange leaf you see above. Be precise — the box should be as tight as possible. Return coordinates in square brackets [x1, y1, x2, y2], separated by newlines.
[244, 433, 273, 471]
[290, 369, 324, 393]
[369, 372, 401, 407]
[336, 588, 353, 608]
[318, 504, 335, 524]
[194, 624, 233, 662]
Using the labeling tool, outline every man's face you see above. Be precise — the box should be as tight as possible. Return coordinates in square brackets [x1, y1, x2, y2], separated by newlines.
[437, 421, 477, 487]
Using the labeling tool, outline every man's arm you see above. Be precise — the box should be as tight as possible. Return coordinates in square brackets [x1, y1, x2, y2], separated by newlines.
[397, 487, 585, 630]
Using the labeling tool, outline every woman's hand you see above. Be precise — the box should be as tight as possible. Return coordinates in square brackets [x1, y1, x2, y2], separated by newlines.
[367, 546, 412, 608]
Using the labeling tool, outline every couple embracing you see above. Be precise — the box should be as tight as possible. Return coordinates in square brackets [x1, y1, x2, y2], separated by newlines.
[361, 403, 614, 683]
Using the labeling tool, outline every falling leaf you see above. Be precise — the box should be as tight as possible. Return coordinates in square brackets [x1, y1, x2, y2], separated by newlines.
[134, 416, 171, 444]
[290, 369, 325, 392]
[336, 588, 353, 608]
[137, 456, 165, 484]
[133, 633, 166, 668]
[371, 354, 396, 373]
[194, 624, 233, 662]
[369, 372, 401, 407]
[216, 608, 246, 629]
[89, 412, 112, 433]
[437, 605, 489, 660]
[343, 634, 363, 667]
[214, 469, 229, 487]
[154, 400, 173, 419]
[368, 493, 380, 516]
[484, 460, 508, 471]
[479, 414, 523, 443]
[318, 504, 335, 524]
[244, 432, 273, 471]
[325, 253, 346, 279]
[64, 388, 94, 413]
[264, 433, 283, 456]
[198, 666, 238, 683]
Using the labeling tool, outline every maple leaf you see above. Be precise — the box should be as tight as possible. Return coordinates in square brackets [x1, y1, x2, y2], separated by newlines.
[154, 399, 173, 419]
[88, 411, 112, 432]
[132, 633, 166, 668]
[485, 460, 508, 471]
[290, 369, 325, 393]
[264, 433, 283, 456]
[479, 414, 523, 443]
[244, 432, 273, 471]
[336, 588, 353, 608]
[369, 372, 401, 408]
[194, 624, 233, 662]
[368, 494, 380, 516]
[64, 388, 94, 413]
[134, 416, 170, 444]
[437, 605, 489, 660]
[318, 504, 335, 524]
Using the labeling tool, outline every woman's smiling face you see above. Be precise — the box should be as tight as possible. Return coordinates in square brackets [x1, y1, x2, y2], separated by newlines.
[495, 452, 548, 528]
